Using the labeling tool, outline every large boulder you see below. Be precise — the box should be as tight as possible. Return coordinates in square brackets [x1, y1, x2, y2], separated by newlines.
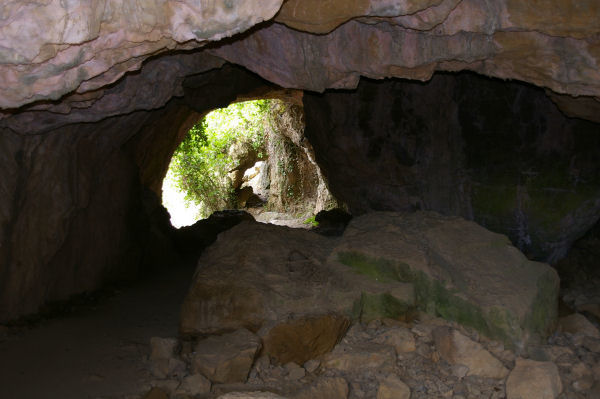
[180, 220, 414, 340]
[181, 211, 559, 350]
[332, 211, 560, 348]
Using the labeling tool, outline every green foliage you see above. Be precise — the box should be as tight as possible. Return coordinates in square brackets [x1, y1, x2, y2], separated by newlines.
[303, 215, 319, 227]
[167, 100, 270, 218]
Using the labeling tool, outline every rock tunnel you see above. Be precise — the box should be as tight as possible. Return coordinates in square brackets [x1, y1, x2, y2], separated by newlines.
[1, 1, 600, 398]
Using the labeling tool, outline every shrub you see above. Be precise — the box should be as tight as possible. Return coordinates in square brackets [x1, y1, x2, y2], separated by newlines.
[167, 100, 270, 218]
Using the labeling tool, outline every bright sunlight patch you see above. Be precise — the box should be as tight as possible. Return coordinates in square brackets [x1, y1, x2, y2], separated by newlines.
[162, 100, 270, 227]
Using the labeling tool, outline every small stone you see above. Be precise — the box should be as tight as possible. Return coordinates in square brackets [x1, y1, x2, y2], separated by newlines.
[151, 380, 180, 394]
[593, 364, 600, 381]
[451, 364, 470, 379]
[506, 358, 562, 399]
[177, 374, 211, 395]
[180, 340, 194, 357]
[577, 303, 600, 319]
[143, 387, 169, 399]
[433, 327, 508, 379]
[150, 357, 186, 379]
[217, 392, 286, 399]
[262, 315, 350, 365]
[411, 324, 434, 342]
[573, 375, 594, 392]
[570, 362, 592, 380]
[322, 342, 395, 374]
[559, 313, 600, 338]
[293, 377, 349, 399]
[372, 327, 416, 354]
[150, 337, 178, 360]
[254, 355, 271, 373]
[582, 336, 600, 353]
[285, 362, 305, 380]
[303, 359, 320, 373]
[193, 328, 261, 384]
[541, 345, 574, 363]
[377, 375, 410, 399]
[367, 319, 383, 330]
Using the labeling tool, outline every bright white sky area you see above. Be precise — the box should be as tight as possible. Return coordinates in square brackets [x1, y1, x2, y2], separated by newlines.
[162, 167, 202, 228]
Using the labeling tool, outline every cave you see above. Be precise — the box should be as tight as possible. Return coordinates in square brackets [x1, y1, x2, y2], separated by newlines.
[1, 2, 600, 398]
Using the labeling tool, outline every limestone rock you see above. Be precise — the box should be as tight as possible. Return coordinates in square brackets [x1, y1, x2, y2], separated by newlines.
[582, 337, 600, 353]
[192, 329, 261, 384]
[303, 74, 600, 263]
[3, 0, 600, 113]
[314, 208, 353, 237]
[303, 359, 320, 373]
[150, 337, 178, 360]
[211, 16, 600, 100]
[149, 336, 184, 378]
[177, 374, 211, 396]
[173, 210, 255, 259]
[372, 326, 416, 354]
[506, 358, 563, 399]
[559, 313, 600, 338]
[150, 357, 186, 379]
[433, 327, 508, 379]
[322, 342, 396, 374]
[143, 387, 169, 399]
[261, 314, 350, 365]
[293, 377, 349, 399]
[331, 211, 559, 347]
[577, 303, 600, 320]
[0, 0, 283, 109]
[284, 362, 305, 381]
[180, 221, 414, 337]
[377, 375, 411, 399]
[218, 393, 286, 399]
[573, 376, 595, 392]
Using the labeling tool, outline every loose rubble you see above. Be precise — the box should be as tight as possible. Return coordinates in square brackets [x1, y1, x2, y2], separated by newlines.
[142, 311, 600, 398]
[139, 213, 599, 398]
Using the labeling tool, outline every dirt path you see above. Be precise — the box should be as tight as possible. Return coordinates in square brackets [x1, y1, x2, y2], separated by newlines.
[0, 264, 195, 399]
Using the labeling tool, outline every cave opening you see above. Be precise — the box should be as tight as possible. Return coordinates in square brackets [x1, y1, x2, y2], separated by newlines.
[161, 97, 339, 230]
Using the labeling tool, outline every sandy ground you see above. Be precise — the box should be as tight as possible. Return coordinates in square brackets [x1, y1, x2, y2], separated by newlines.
[0, 264, 195, 399]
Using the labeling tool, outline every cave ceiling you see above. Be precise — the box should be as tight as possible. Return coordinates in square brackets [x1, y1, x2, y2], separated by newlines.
[1, 0, 599, 126]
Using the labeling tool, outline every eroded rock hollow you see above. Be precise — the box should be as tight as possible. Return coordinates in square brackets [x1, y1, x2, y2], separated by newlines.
[1, 0, 600, 335]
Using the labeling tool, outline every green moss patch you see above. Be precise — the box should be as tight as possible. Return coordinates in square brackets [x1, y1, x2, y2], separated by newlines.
[338, 251, 412, 283]
[352, 292, 413, 323]
[338, 250, 544, 347]
[524, 269, 559, 338]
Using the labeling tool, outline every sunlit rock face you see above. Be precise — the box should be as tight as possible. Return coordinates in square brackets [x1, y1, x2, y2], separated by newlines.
[2, 0, 599, 112]
[0, 0, 283, 109]
[215, 0, 600, 99]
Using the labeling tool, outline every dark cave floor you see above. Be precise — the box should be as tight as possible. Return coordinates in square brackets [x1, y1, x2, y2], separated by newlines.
[0, 263, 196, 399]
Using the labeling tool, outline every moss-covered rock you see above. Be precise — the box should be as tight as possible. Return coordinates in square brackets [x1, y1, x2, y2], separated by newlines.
[330, 211, 560, 348]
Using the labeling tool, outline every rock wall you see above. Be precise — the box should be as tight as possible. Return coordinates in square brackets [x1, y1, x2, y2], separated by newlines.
[264, 101, 338, 215]
[0, 104, 190, 321]
[2, 1, 599, 113]
[0, 59, 278, 322]
[304, 73, 600, 261]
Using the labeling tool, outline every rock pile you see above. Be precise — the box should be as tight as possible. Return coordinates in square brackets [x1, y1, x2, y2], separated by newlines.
[144, 313, 600, 398]
[141, 211, 599, 398]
